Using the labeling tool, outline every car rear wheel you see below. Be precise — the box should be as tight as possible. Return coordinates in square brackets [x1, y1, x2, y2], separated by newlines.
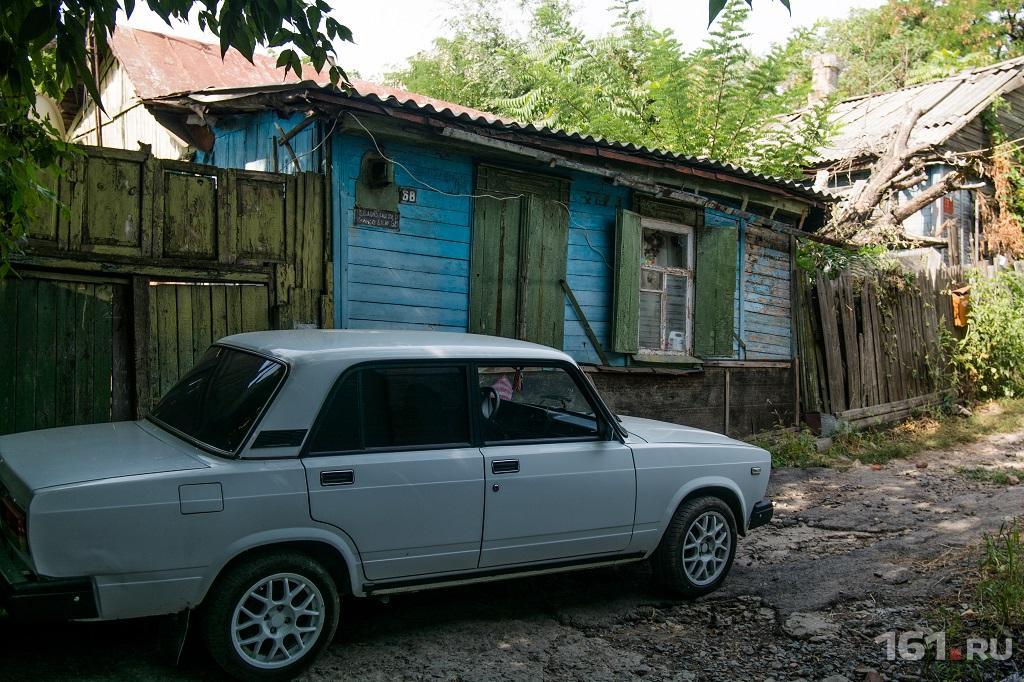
[202, 553, 340, 680]
[652, 496, 737, 598]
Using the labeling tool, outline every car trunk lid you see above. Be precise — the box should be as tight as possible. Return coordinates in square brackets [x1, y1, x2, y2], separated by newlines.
[0, 421, 209, 496]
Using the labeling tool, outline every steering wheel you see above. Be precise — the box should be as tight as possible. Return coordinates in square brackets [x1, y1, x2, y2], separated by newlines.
[479, 386, 502, 419]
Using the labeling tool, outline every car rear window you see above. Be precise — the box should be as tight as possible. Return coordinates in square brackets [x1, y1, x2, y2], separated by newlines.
[150, 346, 285, 455]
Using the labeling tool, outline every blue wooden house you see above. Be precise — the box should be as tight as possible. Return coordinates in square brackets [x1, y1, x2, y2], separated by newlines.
[82, 28, 834, 436]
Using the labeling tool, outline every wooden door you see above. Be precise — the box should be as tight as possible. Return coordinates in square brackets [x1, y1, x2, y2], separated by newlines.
[0, 275, 131, 435]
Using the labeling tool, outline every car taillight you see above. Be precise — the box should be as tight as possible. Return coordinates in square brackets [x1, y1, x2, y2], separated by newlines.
[0, 494, 27, 552]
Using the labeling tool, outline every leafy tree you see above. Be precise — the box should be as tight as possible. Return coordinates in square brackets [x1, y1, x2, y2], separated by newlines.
[806, 0, 1024, 98]
[389, 0, 832, 180]
[709, 0, 789, 25]
[0, 0, 352, 275]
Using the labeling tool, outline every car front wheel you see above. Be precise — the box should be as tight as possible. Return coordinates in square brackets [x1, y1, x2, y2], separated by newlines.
[652, 496, 737, 598]
[201, 553, 340, 680]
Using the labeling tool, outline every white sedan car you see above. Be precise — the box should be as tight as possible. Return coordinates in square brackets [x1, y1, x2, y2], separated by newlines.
[0, 330, 773, 679]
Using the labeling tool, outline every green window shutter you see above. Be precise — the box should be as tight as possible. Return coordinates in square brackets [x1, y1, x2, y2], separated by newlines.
[522, 195, 569, 349]
[469, 193, 523, 339]
[611, 208, 642, 354]
[694, 211, 739, 358]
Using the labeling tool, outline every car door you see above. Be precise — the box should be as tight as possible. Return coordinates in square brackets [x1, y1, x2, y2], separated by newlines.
[476, 363, 636, 568]
[302, 363, 484, 581]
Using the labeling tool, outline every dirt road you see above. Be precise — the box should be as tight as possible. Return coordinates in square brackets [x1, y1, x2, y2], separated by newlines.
[3, 429, 1023, 681]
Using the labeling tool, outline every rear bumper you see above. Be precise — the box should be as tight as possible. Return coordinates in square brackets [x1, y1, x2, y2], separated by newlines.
[0, 545, 97, 620]
[747, 498, 774, 531]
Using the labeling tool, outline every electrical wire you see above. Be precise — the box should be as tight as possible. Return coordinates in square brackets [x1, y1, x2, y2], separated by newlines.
[347, 112, 525, 202]
[347, 111, 616, 271]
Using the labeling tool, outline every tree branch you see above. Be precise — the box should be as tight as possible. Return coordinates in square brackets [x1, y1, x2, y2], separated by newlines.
[892, 169, 963, 223]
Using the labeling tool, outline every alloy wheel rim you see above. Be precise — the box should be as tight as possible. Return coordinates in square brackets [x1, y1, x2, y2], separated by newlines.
[230, 572, 326, 669]
[681, 510, 731, 586]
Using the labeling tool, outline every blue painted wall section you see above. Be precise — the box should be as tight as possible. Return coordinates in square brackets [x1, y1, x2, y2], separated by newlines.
[564, 173, 630, 366]
[198, 111, 323, 173]
[205, 113, 795, 365]
[741, 226, 792, 359]
[333, 132, 474, 332]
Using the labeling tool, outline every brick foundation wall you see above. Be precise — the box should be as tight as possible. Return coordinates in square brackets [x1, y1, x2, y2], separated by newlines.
[588, 366, 795, 439]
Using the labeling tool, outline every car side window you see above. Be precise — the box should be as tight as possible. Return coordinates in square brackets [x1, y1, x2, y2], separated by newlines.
[309, 365, 471, 453]
[477, 365, 600, 443]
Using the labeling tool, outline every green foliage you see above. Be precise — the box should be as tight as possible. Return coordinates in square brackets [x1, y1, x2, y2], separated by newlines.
[947, 270, 1024, 400]
[708, 0, 790, 25]
[977, 521, 1024, 629]
[0, 0, 352, 274]
[801, 0, 1024, 98]
[957, 465, 1021, 485]
[749, 429, 827, 468]
[389, 0, 833, 180]
[753, 399, 1024, 469]
[795, 240, 887, 279]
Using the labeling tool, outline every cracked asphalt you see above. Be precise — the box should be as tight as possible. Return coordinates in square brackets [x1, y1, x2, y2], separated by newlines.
[2, 427, 1023, 680]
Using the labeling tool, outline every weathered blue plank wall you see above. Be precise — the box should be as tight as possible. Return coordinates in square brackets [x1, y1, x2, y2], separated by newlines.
[563, 174, 630, 365]
[198, 112, 322, 173]
[204, 113, 793, 364]
[741, 227, 792, 359]
[332, 133, 474, 332]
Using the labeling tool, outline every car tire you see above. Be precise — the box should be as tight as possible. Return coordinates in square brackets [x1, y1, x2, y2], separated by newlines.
[652, 496, 738, 598]
[201, 552, 340, 681]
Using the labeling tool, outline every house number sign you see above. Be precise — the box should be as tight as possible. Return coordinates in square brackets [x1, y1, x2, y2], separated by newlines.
[399, 187, 418, 204]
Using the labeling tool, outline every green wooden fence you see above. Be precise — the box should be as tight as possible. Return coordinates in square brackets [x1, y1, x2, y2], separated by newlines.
[1, 145, 330, 435]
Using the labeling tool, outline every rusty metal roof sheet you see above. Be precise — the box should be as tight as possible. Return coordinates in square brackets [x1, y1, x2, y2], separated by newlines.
[113, 26, 831, 203]
[780, 56, 1024, 166]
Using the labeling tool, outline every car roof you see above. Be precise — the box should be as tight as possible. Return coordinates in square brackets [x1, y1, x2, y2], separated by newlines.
[217, 330, 573, 365]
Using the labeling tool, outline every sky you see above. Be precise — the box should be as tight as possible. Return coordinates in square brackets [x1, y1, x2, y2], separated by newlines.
[121, 0, 886, 81]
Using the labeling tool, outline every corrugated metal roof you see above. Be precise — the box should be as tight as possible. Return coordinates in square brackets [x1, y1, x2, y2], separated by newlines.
[112, 25, 831, 203]
[781, 56, 1024, 166]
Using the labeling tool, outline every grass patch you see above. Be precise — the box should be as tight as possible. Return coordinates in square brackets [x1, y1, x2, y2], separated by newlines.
[748, 429, 829, 468]
[957, 466, 1022, 486]
[750, 398, 1024, 468]
[925, 521, 1023, 680]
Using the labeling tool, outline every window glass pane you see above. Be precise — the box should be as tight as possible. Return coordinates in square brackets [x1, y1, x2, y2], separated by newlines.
[666, 275, 689, 351]
[361, 366, 470, 449]
[308, 374, 361, 453]
[640, 268, 662, 290]
[638, 290, 662, 349]
[478, 366, 598, 442]
[151, 347, 285, 453]
[643, 229, 685, 268]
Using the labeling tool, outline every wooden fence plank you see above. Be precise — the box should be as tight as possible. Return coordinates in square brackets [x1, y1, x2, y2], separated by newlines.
[815, 273, 847, 413]
[14, 279, 38, 433]
[91, 284, 114, 423]
[0, 280, 17, 434]
[155, 284, 179, 402]
[191, 284, 213, 359]
[55, 281, 78, 426]
[34, 280, 57, 429]
[73, 283, 95, 425]
[838, 273, 862, 409]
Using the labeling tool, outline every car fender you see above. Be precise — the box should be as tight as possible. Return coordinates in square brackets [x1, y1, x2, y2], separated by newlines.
[196, 525, 366, 602]
[656, 475, 749, 542]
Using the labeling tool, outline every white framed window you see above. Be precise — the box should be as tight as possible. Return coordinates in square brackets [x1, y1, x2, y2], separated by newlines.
[638, 218, 694, 353]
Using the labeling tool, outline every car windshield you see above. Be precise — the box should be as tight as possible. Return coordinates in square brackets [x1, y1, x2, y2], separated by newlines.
[149, 346, 285, 455]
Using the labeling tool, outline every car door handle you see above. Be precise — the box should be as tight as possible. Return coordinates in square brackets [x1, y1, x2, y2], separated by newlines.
[491, 459, 519, 474]
[320, 470, 354, 486]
